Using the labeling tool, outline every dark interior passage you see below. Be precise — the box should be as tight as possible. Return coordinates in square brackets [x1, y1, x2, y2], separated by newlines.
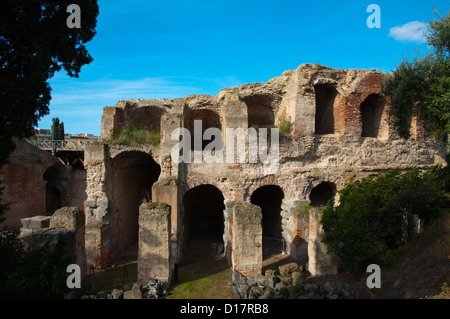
[314, 84, 337, 135]
[113, 151, 161, 259]
[45, 186, 61, 215]
[361, 93, 385, 138]
[250, 185, 284, 239]
[309, 182, 336, 207]
[182, 184, 225, 244]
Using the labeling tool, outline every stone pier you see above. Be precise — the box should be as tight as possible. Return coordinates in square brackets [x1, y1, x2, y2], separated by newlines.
[232, 204, 262, 276]
[308, 208, 338, 276]
[138, 202, 172, 288]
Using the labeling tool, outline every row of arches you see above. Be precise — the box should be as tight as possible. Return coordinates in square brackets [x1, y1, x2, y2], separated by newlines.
[124, 88, 388, 152]
[314, 84, 388, 138]
[106, 150, 339, 264]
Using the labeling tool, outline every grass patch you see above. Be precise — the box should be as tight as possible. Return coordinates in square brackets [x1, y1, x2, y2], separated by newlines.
[277, 119, 292, 135]
[167, 259, 234, 299]
[111, 126, 160, 146]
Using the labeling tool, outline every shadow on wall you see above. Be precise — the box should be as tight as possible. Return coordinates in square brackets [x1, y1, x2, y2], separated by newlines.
[43, 163, 69, 216]
[309, 182, 336, 207]
[112, 151, 161, 259]
[250, 185, 284, 239]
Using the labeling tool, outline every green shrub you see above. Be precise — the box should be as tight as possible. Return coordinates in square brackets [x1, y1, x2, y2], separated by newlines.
[112, 126, 160, 146]
[277, 119, 292, 135]
[321, 168, 449, 274]
[0, 194, 72, 298]
[1, 234, 72, 299]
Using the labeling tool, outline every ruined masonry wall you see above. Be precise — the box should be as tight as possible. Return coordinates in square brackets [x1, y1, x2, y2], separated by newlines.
[84, 64, 447, 279]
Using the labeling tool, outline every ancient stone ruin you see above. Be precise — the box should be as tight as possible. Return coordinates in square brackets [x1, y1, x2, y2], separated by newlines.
[81, 63, 446, 287]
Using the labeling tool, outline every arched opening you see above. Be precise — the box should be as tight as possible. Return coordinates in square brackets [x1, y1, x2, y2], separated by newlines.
[182, 185, 225, 245]
[361, 94, 386, 139]
[181, 184, 226, 277]
[314, 84, 337, 135]
[243, 95, 275, 129]
[184, 109, 222, 150]
[309, 182, 336, 207]
[43, 163, 67, 216]
[250, 185, 284, 259]
[112, 151, 161, 261]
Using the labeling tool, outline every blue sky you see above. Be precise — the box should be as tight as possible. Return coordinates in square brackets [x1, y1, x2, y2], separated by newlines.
[38, 0, 449, 136]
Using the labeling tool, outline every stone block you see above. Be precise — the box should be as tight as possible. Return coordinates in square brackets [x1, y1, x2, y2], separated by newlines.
[20, 216, 51, 229]
[278, 262, 300, 277]
[123, 290, 142, 300]
[50, 207, 83, 230]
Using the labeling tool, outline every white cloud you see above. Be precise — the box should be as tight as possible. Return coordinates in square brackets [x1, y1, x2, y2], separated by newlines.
[389, 21, 428, 43]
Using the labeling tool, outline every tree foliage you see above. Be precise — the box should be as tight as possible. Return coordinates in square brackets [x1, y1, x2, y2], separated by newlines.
[382, 10, 450, 144]
[321, 166, 450, 274]
[0, 0, 99, 167]
[51, 117, 65, 140]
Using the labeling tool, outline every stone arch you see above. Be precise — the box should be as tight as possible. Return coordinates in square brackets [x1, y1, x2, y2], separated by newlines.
[184, 108, 222, 150]
[314, 83, 338, 135]
[182, 184, 225, 246]
[111, 150, 161, 259]
[43, 163, 68, 215]
[360, 93, 388, 139]
[309, 181, 336, 207]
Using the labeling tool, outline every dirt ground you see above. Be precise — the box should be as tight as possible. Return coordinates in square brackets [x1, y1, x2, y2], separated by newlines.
[85, 215, 449, 299]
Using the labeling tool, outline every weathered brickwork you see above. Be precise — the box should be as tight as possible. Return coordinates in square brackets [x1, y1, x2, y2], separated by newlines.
[83, 64, 447, 283]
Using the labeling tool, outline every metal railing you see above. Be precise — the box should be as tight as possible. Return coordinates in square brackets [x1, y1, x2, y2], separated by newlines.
[28, 140, 92, 151]
[262, 236, 286, 253]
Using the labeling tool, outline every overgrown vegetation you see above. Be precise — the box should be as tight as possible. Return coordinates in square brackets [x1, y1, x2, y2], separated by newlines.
[382, 9, 450, 145]
[0, 188, 72, 299]
[321, 157, 450, 274]
[277, 118, 292, 135]
[110, 126, 160, 146]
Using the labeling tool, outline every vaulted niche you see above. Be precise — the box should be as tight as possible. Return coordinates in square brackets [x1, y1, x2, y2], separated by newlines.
[361, 93, 387, 139]
[112, 151, 161, 260]
[127, 106, 165, 133]
[309, 182, 336, 207]
[314, 84, 337, 135]
[244, 95, 275, 129]
[184, 109, 222, 151]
